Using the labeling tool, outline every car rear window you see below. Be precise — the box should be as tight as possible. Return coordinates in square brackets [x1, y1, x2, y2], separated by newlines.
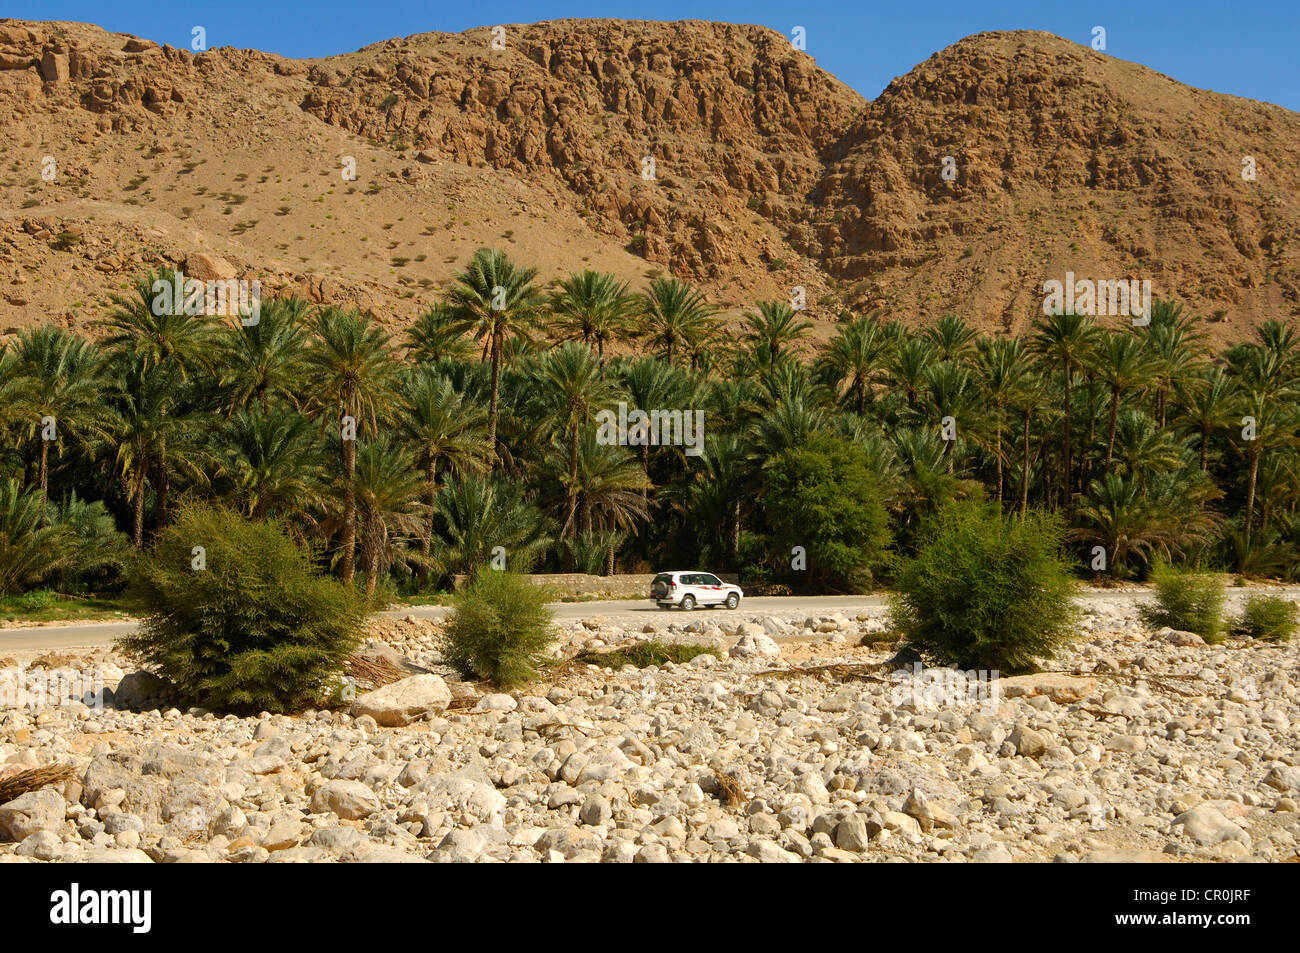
[652, 573, 673, 585]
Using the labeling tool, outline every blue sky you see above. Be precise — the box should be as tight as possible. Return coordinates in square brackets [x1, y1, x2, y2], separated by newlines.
[13, 0, 1300, 110]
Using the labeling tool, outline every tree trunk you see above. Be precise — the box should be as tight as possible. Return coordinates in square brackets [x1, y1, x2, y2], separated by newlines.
[1244, 449, 1260, 544]
[487, 332, 502, 471]
[1062, 356, 1073, 507]
[563, 422, 580, 572]
[155, 437, 169, 529]
[132, 482, 145, 548]
[341, 404, 357, 585]
[38, 439, 49, 506]
[1019, 408, 1031, 521]
[1105, 386, 1120, 468]
[994, 418, 1003, 504]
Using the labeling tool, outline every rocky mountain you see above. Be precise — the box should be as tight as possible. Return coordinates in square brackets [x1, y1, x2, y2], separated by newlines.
[1, 18, 1297, 343]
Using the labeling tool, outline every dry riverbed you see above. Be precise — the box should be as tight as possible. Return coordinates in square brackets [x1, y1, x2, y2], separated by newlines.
[0, 592, 1297, 863]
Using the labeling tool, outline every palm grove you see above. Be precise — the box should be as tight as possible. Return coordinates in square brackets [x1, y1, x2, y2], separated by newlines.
[2, 245, 1299, 603]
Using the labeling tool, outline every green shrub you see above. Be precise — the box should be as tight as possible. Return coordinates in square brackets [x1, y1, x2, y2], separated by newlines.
[1140, 564, 1226, 643]
[1232, 594, 1297, 642]
[889, 502, 1079, 673]
[444, 570, 554, 688]
[119, 502, 365, 713]
[577, 640, 716, 669]
[12, 589, 56, 612]
[761, 433, 892, 592]
[0, 480, 71, 597]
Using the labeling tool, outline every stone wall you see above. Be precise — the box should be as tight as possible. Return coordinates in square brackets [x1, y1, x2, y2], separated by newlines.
[451, 572, 738, 598]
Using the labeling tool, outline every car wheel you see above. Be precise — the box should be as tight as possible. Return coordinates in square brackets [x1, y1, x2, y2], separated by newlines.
[725, 593, 739, 609]
[680, 594, 695, 611]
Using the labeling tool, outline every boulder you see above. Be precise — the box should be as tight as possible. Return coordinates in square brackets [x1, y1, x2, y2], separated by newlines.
[351, 674, 451, 726]
[0, 788, 65, 841]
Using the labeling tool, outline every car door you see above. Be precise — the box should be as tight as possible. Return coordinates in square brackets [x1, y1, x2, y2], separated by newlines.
[698, 573, 724, 604]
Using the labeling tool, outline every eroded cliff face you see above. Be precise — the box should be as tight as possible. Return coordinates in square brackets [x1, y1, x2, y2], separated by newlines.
[1, 19, 1296, 340]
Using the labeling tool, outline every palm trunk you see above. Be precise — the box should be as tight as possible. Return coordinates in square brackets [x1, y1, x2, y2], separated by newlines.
[132, 482, 145, 548]
[38, 439, 49, 506]
[1244, 448, 1260, 545]
[993, 417, 1003, 504]
[487, 333, 502, 471]
[1105, 387, 1120, 468]
[155, 439, 169, 529]
[1062, 357, 1073, 507]
[565, 422, 579, 571]
[341, 402, 357, 585]
[1199, 429, 1209, 472]
[1019, 407, 1031, 521]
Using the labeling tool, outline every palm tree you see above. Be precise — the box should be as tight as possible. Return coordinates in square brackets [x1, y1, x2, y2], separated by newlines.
[306, 307, 399, 583]
[637, 277, 716, 366]
[101, 269, 216, 526]
[1091, 332, 1155, 467]
[743, 300, 813, 360]
[216, 296, 311, 414]
[1072, 470, 1220, 576]
[918, 360, 983, 475]
[1032, 310, 1098, 505]
[447, 248, 544, 464]
[431, 474, 551, 578]
[350, 437, 427, 596]
[818, 314, 892, 416]
[925, 313, 978, 363]
[886, 336, 937, 409]
[567, 428, 651, 573]
[1173, 367, 1239, 471]
[0, 479, 71, 595]
[396, 368, 490, 564]
[8, 325, 107, 502]
[106, 356, 199, 546]
[100, 268, 215, 378]
[1231, 391, 1300, 544]
[405, 302, 475, 365]
[975, 337, 1034, 502]
[534, 342, 619, 550]
[214, 406, 325, 520]
[550, 271, 635, 362]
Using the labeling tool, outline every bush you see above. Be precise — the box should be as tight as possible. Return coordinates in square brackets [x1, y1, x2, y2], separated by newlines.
[0, 480, 71, 597]
[1232, 594, 1297, 642]
[119, 502, 365, 713]
[889, 502, 1079, 672]
[47, 493, 133, 591]
[444, 570, 554, 688]
[761, 434, 892, 592]
[1140, 563, 1226, 644]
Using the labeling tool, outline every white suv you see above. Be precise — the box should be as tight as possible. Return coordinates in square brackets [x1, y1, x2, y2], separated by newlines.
[650, 571, 743, 610]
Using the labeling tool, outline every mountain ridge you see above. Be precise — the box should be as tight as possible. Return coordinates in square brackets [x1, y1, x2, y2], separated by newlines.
[1, 18, 1296, 344]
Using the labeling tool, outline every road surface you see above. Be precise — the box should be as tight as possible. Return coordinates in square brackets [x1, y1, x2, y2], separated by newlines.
[0, 590, 1178, 654]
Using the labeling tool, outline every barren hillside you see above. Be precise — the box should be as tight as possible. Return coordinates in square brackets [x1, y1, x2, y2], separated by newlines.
[0, 19, 1297, 344]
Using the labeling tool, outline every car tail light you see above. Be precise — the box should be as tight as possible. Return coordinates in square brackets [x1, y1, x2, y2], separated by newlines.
[669, 581, 677, 589]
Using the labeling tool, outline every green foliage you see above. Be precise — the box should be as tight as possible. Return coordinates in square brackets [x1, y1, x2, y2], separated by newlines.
[0, 480, 71, 596]
[761, 433, 892, 591]
[444, 569, 554, 687]
[1232, 594, 1297, 642]
[47, 493, 133, 590]
[889, 501, 1079, 672]
[120, 502, 365, 713]
[577, 640, 717, 668]
[1140, 563, 1226, 643]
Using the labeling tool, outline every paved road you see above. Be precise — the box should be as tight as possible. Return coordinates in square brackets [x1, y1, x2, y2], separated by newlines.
[6, 586, 1284, 654]
[0, 596, 889, 652]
